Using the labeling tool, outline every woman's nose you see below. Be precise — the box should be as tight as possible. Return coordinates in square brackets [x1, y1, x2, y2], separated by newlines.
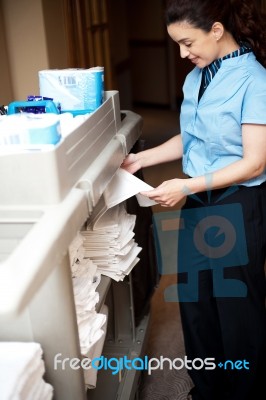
[180, 45, 190, 58]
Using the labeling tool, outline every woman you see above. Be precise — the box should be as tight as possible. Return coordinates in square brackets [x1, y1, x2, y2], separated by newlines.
[122, 0, 266, 399]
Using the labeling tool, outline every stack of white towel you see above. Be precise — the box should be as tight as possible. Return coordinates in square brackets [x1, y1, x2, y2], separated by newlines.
[81, 203, 142, 282]
[72, 261, 106, 356]
[69, 234, 107, 355]
[69, 234, 108, 389]
[0, 342, 53, 400]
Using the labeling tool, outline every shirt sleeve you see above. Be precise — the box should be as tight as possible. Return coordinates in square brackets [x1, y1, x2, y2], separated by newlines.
[241, 67, 266, 125]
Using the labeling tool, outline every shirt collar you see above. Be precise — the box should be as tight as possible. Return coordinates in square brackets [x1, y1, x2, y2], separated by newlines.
[198, 43, 252, 100]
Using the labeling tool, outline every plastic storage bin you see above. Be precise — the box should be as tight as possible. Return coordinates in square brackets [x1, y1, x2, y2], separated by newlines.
[0, 92, 117, 205]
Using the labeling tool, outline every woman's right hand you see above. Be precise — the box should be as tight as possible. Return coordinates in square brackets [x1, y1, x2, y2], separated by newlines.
[120, 153, 142, 174]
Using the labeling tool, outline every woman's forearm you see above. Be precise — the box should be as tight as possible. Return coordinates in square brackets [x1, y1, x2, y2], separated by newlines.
[121, 134, 183, 174]
[187, 157, 265, 195]
[140, 156, 265, 208]
[137, 134, 183, 168]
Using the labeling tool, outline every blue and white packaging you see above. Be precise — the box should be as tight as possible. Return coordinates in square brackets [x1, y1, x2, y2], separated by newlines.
[0, 113, 61, 150]
[38, 67, 104, 114]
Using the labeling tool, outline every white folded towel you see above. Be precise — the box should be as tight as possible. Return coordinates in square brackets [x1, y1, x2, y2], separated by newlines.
[83, 304, 109, 389]
[78, 311, 107, 355]
[0, 342, 53, 400]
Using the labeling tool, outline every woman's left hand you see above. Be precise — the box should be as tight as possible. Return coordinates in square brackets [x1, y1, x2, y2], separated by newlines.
[140, 179, 188, 207]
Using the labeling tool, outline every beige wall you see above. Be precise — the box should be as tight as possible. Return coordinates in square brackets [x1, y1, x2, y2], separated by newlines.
[1, 0, 68, 103]
[2, 0, 49, 101]
[0, 2, 13, 104]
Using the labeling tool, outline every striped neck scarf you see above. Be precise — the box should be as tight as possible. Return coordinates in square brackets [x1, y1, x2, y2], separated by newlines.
[198, 43, 252, 100]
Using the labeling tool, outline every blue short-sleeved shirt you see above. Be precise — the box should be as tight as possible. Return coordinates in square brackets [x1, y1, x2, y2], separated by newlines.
[180, 52, 266, 186]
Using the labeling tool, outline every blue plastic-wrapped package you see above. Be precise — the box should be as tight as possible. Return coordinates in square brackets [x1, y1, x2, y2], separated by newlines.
[0, 113, 61, 148]
[39, 67, 104, 115]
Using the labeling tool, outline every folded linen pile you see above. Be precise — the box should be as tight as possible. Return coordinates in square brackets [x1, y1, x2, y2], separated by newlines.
[69, 243, 106, 355]
[69, 234, 108, 388]
[81, 203, 142, 282]
[82, 304, 108, 389]
[0, 342, 53, 400]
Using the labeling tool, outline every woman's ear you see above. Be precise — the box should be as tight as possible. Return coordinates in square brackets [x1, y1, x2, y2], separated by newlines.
[212, 22, 224, 41]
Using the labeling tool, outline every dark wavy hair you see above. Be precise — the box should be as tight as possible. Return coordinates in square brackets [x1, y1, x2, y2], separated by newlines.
[165, 0, 266, 67]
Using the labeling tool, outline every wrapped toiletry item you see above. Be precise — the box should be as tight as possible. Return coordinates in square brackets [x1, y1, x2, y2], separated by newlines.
[39, 67, 104, 115]
[0, 113, 61, 148]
